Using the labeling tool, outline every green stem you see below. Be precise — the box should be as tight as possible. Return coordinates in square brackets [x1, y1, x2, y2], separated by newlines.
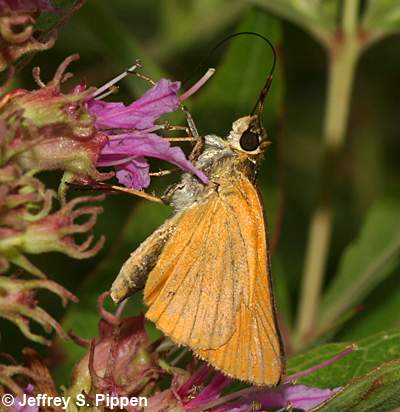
[295, 0, 362, 349]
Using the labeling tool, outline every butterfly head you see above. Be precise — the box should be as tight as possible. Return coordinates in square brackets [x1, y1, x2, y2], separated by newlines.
[227, 114, 270, 157]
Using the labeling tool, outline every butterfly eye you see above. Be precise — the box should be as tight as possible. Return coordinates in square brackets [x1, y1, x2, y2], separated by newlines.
[239, 131, 260, 152]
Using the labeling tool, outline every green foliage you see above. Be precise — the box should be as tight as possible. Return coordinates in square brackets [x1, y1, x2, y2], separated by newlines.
[339, 270, 400, 340]
[311, 360, 400, 411]
[158, 0, 246, 60]
[288, 329, 400, 388]
[317, 198, 400, 337]
[362, 0, 400, 34]
[249, 0, 337, 44]
[76, 0, 165, 96]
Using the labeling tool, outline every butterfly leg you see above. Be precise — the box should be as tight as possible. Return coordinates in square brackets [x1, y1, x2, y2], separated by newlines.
[160, 183, 184, 205]
[107, 184, 163, 203]
[149, 169, 178, 177]
[180, 105, 204, 162]
[69, 181, 164, 204]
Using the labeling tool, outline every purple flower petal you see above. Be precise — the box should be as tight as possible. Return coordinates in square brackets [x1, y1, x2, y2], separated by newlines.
[234, 384, 340, 412]
[88, 79, 181, 130]
[178, 365, 211, 397]
[90, 78, 208, 188]
[185, 374, 231, 410]
[115, 157, 150, 189]
[98, 133, 208, 189]
[284, 385, 340, 410]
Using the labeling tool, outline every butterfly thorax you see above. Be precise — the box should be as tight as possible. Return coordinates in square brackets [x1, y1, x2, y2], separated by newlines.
[170, 115, 267, 212]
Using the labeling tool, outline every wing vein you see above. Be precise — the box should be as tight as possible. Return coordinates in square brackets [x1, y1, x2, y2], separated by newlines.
[187, 201, 219, 343]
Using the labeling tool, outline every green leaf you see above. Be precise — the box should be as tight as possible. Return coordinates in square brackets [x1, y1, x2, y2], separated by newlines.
[311, 359, 400, 411]
[156, 0, 245, 60]
[317, 198, 400, 336]
[248, 0, 333, 45]
[362, 0, 400, 35]
[193, 7, 283, 136]
[287, 329, 400, 388]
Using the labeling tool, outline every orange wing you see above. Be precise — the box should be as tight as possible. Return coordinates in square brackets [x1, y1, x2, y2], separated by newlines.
[144, 177, 284, 385]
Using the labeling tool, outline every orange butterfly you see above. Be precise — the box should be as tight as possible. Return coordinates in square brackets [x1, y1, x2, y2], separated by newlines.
[111, 33, 285, 386]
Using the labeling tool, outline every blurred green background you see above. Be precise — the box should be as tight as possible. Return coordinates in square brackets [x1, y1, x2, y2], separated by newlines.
[1, 0, 399, 387]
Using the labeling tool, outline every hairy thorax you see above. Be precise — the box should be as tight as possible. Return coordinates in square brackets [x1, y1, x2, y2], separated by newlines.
[170, 134, 259, 212]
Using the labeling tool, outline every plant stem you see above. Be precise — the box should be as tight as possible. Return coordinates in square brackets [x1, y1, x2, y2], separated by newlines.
[295, 0, 362, 349]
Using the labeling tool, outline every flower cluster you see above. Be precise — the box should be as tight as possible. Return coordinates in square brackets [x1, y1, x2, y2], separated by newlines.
[1, 53, 207, 193]
[0, 161, 103, 343]
[0, 54, 107, 345]
[2, 293, 343, 412]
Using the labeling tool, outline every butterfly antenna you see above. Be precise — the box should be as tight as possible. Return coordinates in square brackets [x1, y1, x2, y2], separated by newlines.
[215, 32, 277, 120]
[184, 32, 277, 119]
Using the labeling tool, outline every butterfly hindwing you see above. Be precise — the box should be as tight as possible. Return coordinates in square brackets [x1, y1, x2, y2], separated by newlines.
[111, 212, 182, 302]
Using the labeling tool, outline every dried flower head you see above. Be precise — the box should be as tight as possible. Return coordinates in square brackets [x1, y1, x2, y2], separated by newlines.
[68, 292, 162, 408]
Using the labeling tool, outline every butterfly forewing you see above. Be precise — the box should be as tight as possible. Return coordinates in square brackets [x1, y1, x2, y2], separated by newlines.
[144, 197, 240, 349]
[144, 176, 284, 385]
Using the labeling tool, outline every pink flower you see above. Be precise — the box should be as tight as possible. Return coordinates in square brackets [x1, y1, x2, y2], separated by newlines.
[148, 368, 339, 412]
[89, 79, 208, 189]
[1, 55, 207, 194]
[180, 368, 232, 411]
[219, 384, 340, 412]
[66, 294, 354, 412]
